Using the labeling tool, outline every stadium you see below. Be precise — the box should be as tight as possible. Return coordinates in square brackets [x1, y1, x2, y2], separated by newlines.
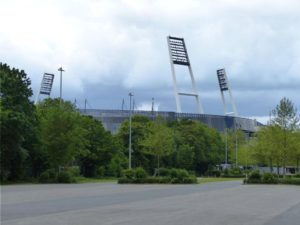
[78, 36, 262, 135]
[37, 36, 262, 135]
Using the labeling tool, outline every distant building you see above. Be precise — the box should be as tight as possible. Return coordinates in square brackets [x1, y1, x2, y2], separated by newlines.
[79, 109, 262, 135]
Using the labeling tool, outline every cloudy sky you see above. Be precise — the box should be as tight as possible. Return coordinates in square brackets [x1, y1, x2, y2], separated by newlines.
[1, 0, 300, 124]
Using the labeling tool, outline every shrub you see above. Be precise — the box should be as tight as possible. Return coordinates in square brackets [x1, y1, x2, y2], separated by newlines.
[118, 176, 196, 184]
[96, 166, 105, 177]
[262, 173, 278, 184]
[118, 168, 197, 184]
[135, 167, 148, 179]
[122, 169, 136, 179]
[158, 168, 171, 177]
[39, 169, 57, 183]
[294, 173, 300, 178]
[57, 172, 76, 183]
[244, 178, 262, 184]
[39, 171, 50, 183]
[249, 170, 261, 180]
[278, 178, 300, 185]
[67, 166, 80, 177]
[170, 169, 189, 179]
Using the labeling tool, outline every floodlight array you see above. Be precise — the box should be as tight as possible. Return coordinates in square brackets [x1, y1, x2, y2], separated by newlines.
[217, 69, 228, 91]
[40, 73, 54, 95]
[169, 36, 190, 66]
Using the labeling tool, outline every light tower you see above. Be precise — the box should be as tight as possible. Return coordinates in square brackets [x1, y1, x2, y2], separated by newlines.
[58, 67, 65, 101]
[216, 68, 238, 116]
[167, 36, 204, 114]
[35, 73, 55, 104]
[128, 92, 133, 169]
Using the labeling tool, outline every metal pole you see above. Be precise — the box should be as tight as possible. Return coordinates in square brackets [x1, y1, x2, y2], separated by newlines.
[225, 128, 228, 165]
[235, 119, 238, 167]
[129, 92, 133, 169]
[167, 37, 181, 113]
[58, 67, 65, 103]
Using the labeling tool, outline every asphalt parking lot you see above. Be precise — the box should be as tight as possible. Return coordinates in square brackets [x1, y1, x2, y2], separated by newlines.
[1, 181, 300, 225]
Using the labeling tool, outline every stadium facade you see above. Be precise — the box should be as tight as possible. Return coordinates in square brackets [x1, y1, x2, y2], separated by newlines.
[79, 109, 262, 135]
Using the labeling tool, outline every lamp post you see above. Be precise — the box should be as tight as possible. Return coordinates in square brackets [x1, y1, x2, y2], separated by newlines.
[234, 119, 238, 167]
[225, 128, 228, 165]
[128, 92, 133, 169]
[58, 67, 65, 103]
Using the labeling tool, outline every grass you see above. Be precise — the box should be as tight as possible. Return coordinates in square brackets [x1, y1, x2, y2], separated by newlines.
[75, 177, 117, 184]
[197, 177, 243, 184]
[1, 177, 118, 185]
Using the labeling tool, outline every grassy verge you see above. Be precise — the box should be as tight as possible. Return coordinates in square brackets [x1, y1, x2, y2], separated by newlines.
[75, 177, 118, 184]
[198, 177, 243, 184]
[1, 177, 118, 185]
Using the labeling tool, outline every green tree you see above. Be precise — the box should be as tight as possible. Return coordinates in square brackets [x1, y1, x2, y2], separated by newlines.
[140, 122, 174, 174]
[170, 119, 224, 175]
[117, 115, 154, 170]
[77, 115, 121, 177]
[176, 144, 195, 171]
[272, 97, 299, 130]
[0, 63, 37, 181]
[37, 99, 85, 172]
[271, 97, 299, 173]
[226, 129, 246, 166]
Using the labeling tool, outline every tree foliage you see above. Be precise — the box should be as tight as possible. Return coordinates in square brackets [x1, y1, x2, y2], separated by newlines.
[37, 99, 86, 171]
[140, 121, 174, 172]
[0, 63, 36, 181]
[246, 98, 300, 173]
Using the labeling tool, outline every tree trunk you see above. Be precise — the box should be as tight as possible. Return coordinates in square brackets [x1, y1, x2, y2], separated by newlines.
[269, 158, 273, 173]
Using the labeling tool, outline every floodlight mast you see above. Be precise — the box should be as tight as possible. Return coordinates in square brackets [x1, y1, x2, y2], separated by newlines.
[167, 36, 204, 114]
[58, 67, 65, 102]
[216, 68, 238, 116]
[35, 73, 55, 104]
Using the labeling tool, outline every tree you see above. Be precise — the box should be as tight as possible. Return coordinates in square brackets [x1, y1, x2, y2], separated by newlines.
[37, 99, 85, 172]
[117, 115, 155, 171]
[140, 122, 174, 174]
[271, 97, 299, 174]
[272, 97, 299, 130]
[226, 129, 246, 166]
[77, 115, 120, 177]
[169, 119, 224, 175]
[176, 144, 195, 171]
[0, 63, 37, 181]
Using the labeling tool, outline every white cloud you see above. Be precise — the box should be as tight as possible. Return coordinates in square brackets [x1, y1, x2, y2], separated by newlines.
[1, 0, 300, 116]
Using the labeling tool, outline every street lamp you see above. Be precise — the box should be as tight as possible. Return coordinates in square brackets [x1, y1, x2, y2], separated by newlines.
[128, 92, 133, 169]
[58, 67, 65, 102]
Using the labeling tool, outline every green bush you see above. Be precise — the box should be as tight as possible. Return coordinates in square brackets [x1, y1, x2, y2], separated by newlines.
[294, 173, 300, 178]
[39, 169, 57, 183]
[57, 172, 76, 183]
[249, 170, 261, 180]
[221, 168, 244, 178]
[244, 178, 262, 184]
[96, 166, 105, 177]
[39, 171, 50, 183]
[67, 166, 80, 177]
[135, 167, 148, 179]
[262, 173, 278, 184]
[118, 168, 197, 184]
[278, 178, 300, 185]
[170, 168, 189, 179]
[118, 176, 196, 184]
[122, 169, 136, 179]
[158, 168, 171, 177]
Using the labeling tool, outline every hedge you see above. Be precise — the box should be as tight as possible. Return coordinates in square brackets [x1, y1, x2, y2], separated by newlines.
[118, 168, 197, 184]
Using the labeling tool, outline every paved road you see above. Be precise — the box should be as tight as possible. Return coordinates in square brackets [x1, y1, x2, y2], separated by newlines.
[1, 181, 300, 225]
